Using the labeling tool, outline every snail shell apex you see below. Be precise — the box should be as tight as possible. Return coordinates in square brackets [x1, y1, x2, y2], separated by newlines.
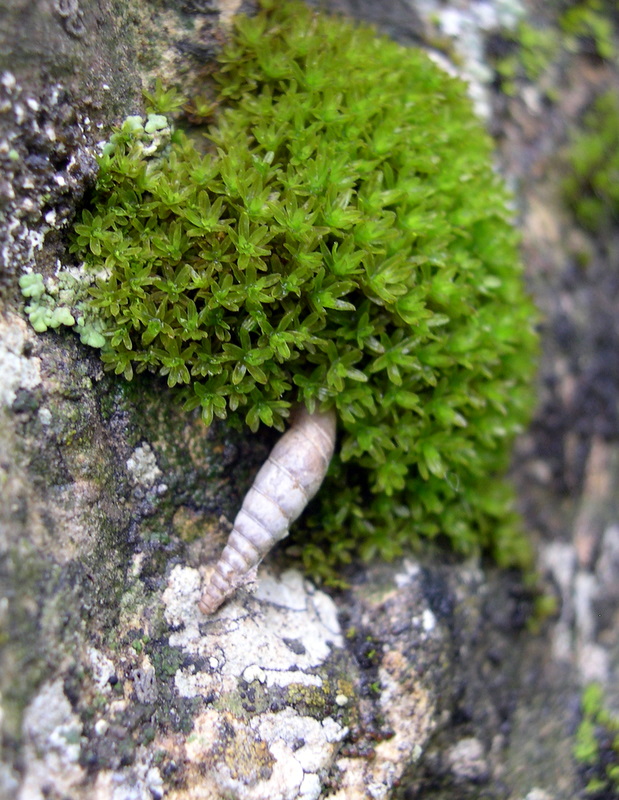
[199, 406, 336, 615]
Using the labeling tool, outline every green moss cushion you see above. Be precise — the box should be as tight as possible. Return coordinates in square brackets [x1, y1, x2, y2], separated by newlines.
[70, 0, 538, 578]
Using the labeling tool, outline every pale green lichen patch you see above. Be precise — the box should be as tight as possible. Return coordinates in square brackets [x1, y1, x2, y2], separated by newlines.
[19, 267, 106, 346]
[18, 272, 45, 300]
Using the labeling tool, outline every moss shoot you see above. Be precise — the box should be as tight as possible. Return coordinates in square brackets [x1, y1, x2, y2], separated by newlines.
[48, 0, 537, 579]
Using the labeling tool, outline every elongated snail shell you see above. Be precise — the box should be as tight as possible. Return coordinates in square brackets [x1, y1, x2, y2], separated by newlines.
[198, 406, 337, 615]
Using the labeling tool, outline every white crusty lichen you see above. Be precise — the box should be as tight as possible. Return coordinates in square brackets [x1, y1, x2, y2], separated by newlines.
[126, 443, 163, 486]
[162, 565, 348, 800]
[164, 566, 344, 691]
[17, 680, 85, 800]
[416, 0, 525, 117]
[184, 706, 347, 800]
[0, 313, 42, 408]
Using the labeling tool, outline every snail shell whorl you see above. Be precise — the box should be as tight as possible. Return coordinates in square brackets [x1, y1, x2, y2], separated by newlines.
[198, 406, 337, 615]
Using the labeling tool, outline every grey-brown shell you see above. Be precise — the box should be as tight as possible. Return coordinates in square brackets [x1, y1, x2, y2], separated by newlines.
[198, 406, 337, 615]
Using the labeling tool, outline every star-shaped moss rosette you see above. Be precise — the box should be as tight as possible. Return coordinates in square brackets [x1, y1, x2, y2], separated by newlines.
[64, 0, 538, 582]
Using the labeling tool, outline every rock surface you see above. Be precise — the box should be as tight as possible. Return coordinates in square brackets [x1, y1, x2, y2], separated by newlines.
[1, 1, 619, 799]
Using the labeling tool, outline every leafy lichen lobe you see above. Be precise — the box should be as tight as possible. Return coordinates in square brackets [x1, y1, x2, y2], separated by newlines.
[68, 0, 538, 577]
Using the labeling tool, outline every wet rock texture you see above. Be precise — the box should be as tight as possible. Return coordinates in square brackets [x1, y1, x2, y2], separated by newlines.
[1, 1, 619, 799]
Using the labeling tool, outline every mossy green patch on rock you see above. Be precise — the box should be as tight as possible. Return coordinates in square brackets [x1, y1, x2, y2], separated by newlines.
[490, 20, 561, 97]
[282, 668, 359, 731]
[560, 0, 617, 61]
[488, 1, 617, 100]
[563, 89, 619, 234]
[574, 682, 619, 797]
[31, 0, 538, 580]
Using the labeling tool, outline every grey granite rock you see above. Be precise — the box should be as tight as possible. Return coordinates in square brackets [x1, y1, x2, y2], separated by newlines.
[1, 1, 619, 799]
